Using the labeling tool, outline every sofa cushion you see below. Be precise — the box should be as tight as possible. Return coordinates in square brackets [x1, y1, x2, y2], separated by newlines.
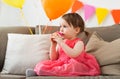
[25, 76, 120, 79]
[1, 33, 50, 75]
[86, 32, 120, 75]
[101, 64, 120, 75]
[0, 74, 25, 79]
[35, 24, 120, 45]
[35, 25, 89, 45]
[0, 27, 35, 72]
[35, 25, 60, 34]
[86, 32, 109, 53]
[85, 24, 120, 42]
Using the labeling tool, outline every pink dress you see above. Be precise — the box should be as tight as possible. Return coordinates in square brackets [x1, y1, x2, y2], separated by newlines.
[34, 38, 101, 76]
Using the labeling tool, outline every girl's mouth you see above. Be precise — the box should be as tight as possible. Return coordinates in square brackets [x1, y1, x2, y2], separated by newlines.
[58, 32, 64, 36]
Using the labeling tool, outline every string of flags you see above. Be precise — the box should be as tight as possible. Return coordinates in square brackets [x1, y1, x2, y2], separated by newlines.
[71, 0, 120, 25]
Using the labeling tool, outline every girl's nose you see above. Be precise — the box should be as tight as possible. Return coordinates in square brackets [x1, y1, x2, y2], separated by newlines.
[60, 27, 63, 32]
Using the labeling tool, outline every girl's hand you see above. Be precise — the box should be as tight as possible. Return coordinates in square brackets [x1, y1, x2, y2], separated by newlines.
[50, 32, 63, 44]
[50, 33, 57, 45]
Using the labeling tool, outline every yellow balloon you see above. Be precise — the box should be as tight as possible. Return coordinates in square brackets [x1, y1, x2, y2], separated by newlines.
[3, 0, 25, 9]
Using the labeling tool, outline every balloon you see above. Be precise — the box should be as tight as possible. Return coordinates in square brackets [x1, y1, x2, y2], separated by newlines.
[3, 0, 25, 9]
[41, 0, 75, 20]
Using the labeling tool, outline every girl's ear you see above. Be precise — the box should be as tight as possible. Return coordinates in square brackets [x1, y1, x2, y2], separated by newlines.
[75, 27, 80, 34]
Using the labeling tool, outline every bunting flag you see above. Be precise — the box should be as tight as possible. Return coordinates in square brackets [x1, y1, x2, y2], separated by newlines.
[71, 0, 83, 13]
[111, 10, 120, 24]
[96, 8, 109, 25]
[84, 4, 95, 21]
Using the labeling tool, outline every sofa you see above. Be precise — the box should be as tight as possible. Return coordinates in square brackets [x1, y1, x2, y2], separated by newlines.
[0, 24, 120, 79]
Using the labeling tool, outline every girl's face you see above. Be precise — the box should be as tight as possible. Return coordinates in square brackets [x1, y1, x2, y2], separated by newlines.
[59, 19, 80, 40]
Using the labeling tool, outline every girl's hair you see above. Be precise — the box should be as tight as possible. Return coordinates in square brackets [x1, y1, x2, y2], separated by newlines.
[62, 13, 89, 36]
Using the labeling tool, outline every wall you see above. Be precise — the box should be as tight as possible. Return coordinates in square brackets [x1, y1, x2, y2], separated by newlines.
[0, 0, 119, 27]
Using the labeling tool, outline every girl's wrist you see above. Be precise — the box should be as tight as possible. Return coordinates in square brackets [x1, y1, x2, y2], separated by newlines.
[51, 42, 57, 46]
[58, 40, 64, 46]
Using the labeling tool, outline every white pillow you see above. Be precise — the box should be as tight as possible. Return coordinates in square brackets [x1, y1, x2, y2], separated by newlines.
[1, 33, 51, 75]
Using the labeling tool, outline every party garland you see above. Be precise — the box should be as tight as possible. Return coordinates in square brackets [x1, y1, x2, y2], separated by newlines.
[71, 0, 120, 25]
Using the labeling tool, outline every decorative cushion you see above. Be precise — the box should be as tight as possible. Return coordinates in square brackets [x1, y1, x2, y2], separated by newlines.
[86, 32, 120, 75]
[94, 38, 120, 66]
[1, 33, 50, 75]
[86, 32, 109, 53]
[0, 27, 35, 72]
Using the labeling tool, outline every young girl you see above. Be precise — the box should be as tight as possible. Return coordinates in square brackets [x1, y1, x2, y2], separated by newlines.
[26, 13, 100, 76]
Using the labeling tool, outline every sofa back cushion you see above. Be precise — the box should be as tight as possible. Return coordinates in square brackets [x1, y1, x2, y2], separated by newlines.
[35, 25, 90, 45]
[35, 25, 60, 34]
[85, 24, 120, 42]
[35, 24, 120, 44]
[0, 27, 35, 72]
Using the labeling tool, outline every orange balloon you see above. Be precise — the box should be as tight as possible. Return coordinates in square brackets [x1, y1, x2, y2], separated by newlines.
[41, 0, 75, 20]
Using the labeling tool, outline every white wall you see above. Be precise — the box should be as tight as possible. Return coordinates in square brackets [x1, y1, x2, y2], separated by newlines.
[0, 0, 119, 27]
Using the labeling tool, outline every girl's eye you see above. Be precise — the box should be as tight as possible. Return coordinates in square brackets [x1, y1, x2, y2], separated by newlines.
[63, 25, 67, 28]
[60, 25, 67, 28]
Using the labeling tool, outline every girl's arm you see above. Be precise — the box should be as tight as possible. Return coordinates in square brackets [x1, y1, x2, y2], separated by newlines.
[49, 43, 59, 60]
[53, 33, 84, 58]
[49, 33, 59, 60]
[59, 41, 84, 58]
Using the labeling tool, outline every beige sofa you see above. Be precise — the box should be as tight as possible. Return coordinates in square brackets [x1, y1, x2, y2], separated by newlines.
[0, 24, 120, 79]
